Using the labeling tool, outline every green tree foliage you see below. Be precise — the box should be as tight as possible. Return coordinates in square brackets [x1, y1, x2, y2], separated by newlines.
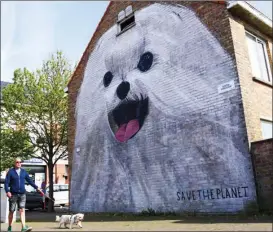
[1, 51, 72, 212]
[0, 129, 33, 172]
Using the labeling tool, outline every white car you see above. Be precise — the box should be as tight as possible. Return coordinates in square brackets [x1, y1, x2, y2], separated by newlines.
[0, 178, 4, 189]
[46, 184, 69, 207]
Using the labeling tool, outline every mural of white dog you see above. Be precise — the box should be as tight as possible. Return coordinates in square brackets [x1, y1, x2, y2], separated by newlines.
[71, 3, 256, 213]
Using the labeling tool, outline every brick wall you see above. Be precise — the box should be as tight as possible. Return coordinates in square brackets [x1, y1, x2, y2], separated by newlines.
[45, 164, 69, 185]
[54, 164, 69, 184]
[67, 1, 237, 197]
[229, 15, 273, 142]
[67, 1, 259, 213]
[251, 139, 273, 212]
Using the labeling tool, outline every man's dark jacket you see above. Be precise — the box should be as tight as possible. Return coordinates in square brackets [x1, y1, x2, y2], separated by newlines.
[4, 168, 38, 194]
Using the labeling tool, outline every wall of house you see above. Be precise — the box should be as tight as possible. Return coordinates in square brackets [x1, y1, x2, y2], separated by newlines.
[68, 1, 256, 213]
[68, 2, 236, 190]
[251, 139, 273, 212]
[54, 164, 69, 184]
[229, 15, 273, 143]
[45, 163, 69, 185]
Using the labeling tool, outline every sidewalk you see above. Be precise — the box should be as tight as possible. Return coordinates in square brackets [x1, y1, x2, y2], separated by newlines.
[1, 219, 272, 231]
[1, 209, 272, 231]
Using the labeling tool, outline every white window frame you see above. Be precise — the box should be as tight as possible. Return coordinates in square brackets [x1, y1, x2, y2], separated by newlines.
[260, 119, 273, 140]
[116, 11, 135, 36]
[245, 31, 272, 83]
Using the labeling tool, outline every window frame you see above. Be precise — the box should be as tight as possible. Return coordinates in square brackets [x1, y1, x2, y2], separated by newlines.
[260, 119, 273, 140]
[59, 184, 68, 191]
[116, 12, 136, 36]
[245, 31, 272, 83]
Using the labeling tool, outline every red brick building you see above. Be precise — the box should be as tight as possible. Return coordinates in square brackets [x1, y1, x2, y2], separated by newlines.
[67, 1, 272, 213]
[68, 1, 272, 160]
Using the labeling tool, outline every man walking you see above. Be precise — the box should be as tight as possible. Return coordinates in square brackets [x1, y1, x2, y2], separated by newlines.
[4, 157, 43, 232]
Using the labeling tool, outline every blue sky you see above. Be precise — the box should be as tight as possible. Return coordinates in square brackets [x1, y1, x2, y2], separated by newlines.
[1, 1, 272, 82]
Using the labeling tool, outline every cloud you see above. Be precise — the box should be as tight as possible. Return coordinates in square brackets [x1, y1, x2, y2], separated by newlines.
[1, 2, 56, 82]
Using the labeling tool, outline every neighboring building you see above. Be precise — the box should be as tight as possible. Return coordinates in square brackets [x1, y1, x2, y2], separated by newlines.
[227, 2, 272, 141]
[0, 81, 69, 185]
[67, 1, 272, 213]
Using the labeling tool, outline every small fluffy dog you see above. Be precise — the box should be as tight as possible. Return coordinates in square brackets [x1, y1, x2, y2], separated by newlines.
[56, 213, 84, 229]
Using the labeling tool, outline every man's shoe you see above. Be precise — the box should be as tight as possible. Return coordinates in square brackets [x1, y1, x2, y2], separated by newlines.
[7, 226, 12, 232]
[21, 226, 32, 232]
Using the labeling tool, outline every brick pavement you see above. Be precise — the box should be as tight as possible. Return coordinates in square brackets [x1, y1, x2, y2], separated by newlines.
[1, 220, 272, 231]
[0, 210, 272, 231]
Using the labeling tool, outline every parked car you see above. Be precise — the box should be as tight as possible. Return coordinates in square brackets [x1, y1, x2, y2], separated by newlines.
[0, 179, 44, 210]
[25, 185, 44, 210]
[0, 178, 5, 189]
[45, 184, 69, 207]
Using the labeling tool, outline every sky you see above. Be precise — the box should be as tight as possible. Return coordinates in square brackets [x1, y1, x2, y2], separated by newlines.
[1, 1, 272, 83]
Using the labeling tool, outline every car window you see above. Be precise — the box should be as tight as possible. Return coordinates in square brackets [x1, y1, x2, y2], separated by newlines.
[25, 184, 36, 193]
[0, 179, 4, 188]
[59, 185, 68, 191]
[53, 185, 60, 192]
[45, 184, 69, 192]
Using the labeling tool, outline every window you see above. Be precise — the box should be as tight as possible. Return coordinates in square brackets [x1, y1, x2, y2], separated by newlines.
[120, 15, 135, 32]
[261, 119, 272, 139]
[117, 14, 135, 36]
[117, 6, 135, 36]
[53, 185, 60, 192]
[59, 185, 68, 191]
[64, 165, 68, 179]
[25, 184, 36, 193]
[245, 32, 271, 82]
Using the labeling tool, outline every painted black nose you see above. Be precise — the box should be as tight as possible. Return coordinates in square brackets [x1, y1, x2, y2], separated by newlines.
[117, 81, 130, 100]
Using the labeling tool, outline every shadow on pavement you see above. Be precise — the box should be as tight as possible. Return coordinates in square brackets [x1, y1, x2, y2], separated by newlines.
[25, 209, 273, 224]
[171, 216, 273, 224]
[46, 227, 68, 230]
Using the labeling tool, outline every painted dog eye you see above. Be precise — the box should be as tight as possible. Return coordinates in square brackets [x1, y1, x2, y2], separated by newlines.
[103, 71, 113, 87]
[137, 52, 153, 72]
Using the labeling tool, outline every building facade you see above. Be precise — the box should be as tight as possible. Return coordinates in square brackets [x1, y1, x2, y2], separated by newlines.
[67, 1, 272, 213]
[228, 2, 272, 142]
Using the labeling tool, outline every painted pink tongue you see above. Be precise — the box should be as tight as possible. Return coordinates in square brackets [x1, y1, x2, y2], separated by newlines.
[115, 119, 140, 142]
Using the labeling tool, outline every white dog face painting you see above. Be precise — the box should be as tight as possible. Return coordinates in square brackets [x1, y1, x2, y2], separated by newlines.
[71, 3, 256, 213]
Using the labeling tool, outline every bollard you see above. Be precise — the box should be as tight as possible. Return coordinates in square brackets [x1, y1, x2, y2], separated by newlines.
[0, 188, 16, 223]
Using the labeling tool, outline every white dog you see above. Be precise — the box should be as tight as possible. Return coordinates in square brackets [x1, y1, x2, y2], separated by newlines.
[56, 213, 84, 229]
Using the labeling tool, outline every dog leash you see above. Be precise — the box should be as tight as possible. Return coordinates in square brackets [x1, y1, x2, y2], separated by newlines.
[40, 192, 55, 202]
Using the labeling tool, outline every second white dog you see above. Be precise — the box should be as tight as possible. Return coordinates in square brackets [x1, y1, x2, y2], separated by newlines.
[56, 213, 84, 229]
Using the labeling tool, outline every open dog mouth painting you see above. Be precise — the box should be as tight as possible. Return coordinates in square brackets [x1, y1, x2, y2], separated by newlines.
[71, 3, 256, 213]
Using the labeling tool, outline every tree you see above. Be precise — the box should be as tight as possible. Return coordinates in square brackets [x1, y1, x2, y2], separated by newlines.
[0, 128, 33, 172]
[1, 51, 72, 212]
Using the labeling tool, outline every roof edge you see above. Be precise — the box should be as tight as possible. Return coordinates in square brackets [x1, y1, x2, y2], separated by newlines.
[227, 1, 272, 29]
[67, 1, 229, 88]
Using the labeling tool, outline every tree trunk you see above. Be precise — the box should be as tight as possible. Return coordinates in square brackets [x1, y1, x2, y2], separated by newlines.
[47, 161, 55, 212]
